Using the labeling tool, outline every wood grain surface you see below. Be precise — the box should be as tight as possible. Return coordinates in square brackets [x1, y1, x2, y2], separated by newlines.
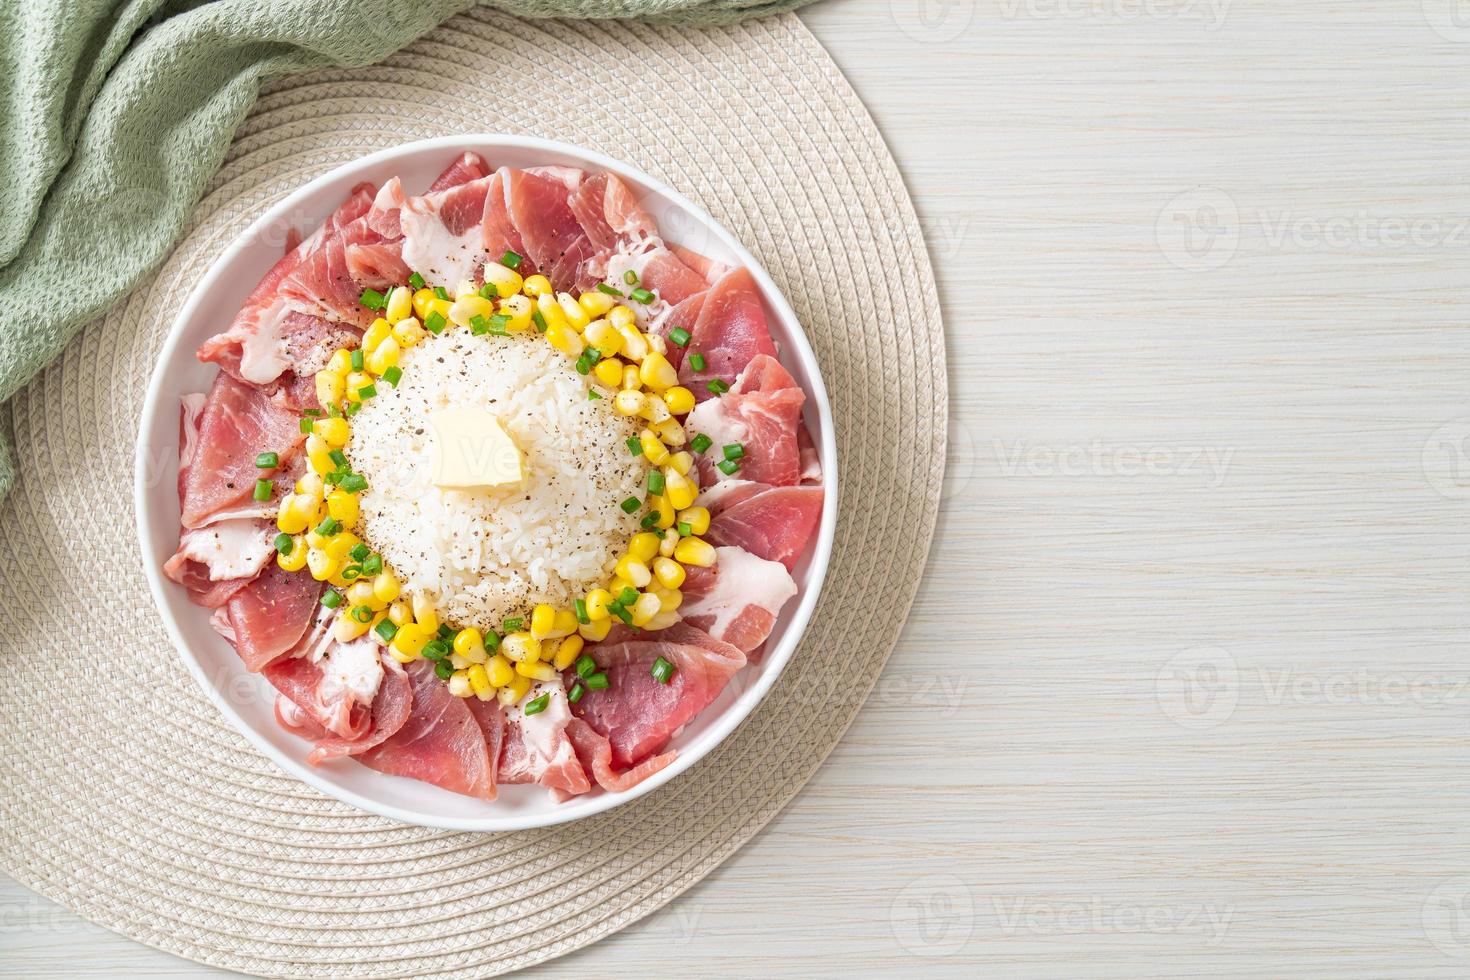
[6, 0, 1470, 975]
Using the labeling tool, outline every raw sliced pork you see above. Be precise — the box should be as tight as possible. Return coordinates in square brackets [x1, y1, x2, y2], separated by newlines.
[699, 481, 824, 572]
[676, 268, 777, 398]
[679, 546, 797, 653]
[224, 561, 324, 672]
[687, 354, 805, 487]
[178, 371, 303, 529]
[359, 660, 499, 800]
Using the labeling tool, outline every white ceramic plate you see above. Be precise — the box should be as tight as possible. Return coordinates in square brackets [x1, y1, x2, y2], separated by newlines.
[135, 135, 838, 831]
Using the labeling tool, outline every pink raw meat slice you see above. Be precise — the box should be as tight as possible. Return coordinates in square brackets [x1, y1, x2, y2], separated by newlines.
[304, 657, 413, 765]
[486, 166, 600, 292]
[279, 178, 408, 327]
[678, 546, 797, 653]
[262, 636, 369, 742]
[569, 622, 745, 770]
[359, 660, 498, 800]
[677, 268, 778, 399]
[224, 561, 325, 672]
[428, 151, 490, 193]
[178, 372, 304, 529]
[199, 309, 360, 391]
[702, 482, 824, 572]
[657, 291, 707, 369]
[163, 519, 275, 608]
[495, 685, 591, 797]
[687, 354, 805, 487]
[400, 174, 495, 287]
[568, 172, 656, 250]
[465, 697, 505, 787]
[565, 718, 676, 795]
[637, 249, 710, 306]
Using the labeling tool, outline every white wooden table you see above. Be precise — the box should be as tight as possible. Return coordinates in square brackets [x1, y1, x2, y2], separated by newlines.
[7, 0, 1470, 975]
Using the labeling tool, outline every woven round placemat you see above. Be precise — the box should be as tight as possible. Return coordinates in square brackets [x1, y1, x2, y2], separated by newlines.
[0, 10, 944, 978]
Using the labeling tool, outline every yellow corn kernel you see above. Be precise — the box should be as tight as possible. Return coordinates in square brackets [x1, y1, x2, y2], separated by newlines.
[579, 618, 612, 642]
[584, 588, 613, 621]
[651, 582, 683, 612]
[346, 580, 379, 609]
[392, 316, 427, 348]
[454, 278, 478, 300]
[334, 611, 372, 642]
[530, 604, 556, 640]
[668, 451, 694, 477]
[306, 547, 339, 581]
[614, 389, 646, 417]
[643, 609, 680, 631]
[659, 528, 680, 557]
[639, 352, 678, 391]
[580, 291, 618, 318]
[326, 489, 359, 526]
[372, 571, 401, 605]
[678, 506, 711, 536]
[607, 575, 635, 598]
[410, 593, 438, 633]
[499, 294, 533, 332]
[593, 357, 624, 388]
[629, 592, 662, 627]
[674, 535, 716, 567]
[326, 348, 353, 375]
[365, 337, 400, 376]
[553, 609, 579, 637]
[628, 532, 660, 563]
[653, 418, 687, 447]
[609, 305, 637, 330]
[483, 261, 524, 298]
[345, 370, 373, 402]
[497, 674, 533, 706]
[316, 371, 345, 409]
[362, 317, 392, 353]
[384, 285, 412, 323]
[584, 320, 623, 360]
[516, 659, 559, 683]
[649, 492, 676, 529]
[653, 556, 686, 589]
[617, 324, 648, 361]
[428, 297, 453, 322]
[557, 292, 591, 329]
[621, 364, 643, 391]
[313, 416, 349, 449]
[448, 294, 496, 329]
[391, 621, 431, 658]
[500, 631, 541, 663]
[323, 532, 360, 563]
[639, 429, 670, 465]
[664, 467, 697, 510]
[276, 536, 307, 572]
[486, 653, 515, 687]
[522, 274, 553, 297]
[467, 663, 493, 699]
[535, 291, 569, 328]
[412, 287, 436, 320]
[545, 322, 584, 357]
[275, 495, 310, 534]
[448, 671, 473, 698]
[614, 556, 652, 589]
[639, 393, 672, 425]
[662, 386, 696, 415]
[294, 471, 325, 500]
[387, 600, 412, 626]
[552, 635, 584, 670]
[453, 627, 487, 661]
[645, 332, 668, 357]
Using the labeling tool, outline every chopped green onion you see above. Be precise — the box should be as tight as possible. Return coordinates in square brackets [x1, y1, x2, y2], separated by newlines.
[568, 681, 586, 704]
[252, 478, 273, 502]
[374, 619, 399, 642]
[640, 511, 660, 529]
[484, 629, 501, 652]
[611, 601, 634, 624]
[438, 624, 454, 640]
[340, 565, 362, 581]
[345, 401, 362, 417]
[618, 586, 639, 606]
[723, 443, 745, 461]
[434, 659, 453, 680]
[299, 418, 314, 434]
[532, 310, 548, 333]
[349, 542, 370, 562]
[627, 436, 643, 456]
[315, 516, 340, 536]
[329, 449, 347, 467]
[575, 353, 593, 375]
[408, 272, 426, 290]
[320, 590, 343, 609]
[575, 654, 597, 678]
[630, 287, 655, 304]
[478, 283, 498, 301]
[273, 533, 293, 555]
[422, 639, 449, 661]
[500, 250, 522, 270]
[707, 379, 730, 394]
[524, 693, 550, 715]
[383, 365, 403, 388]
[350, 349, 364, 371]
[323, 470, 342, 486]
[689, 353, 707, 372]
[677, 521, 692, 536]
[717, 459, 740, 475]
[651, 656, 675, 684]
[575, 599, 590, 625]
[488, 314, 510, 336]
[596, 282, 623, 297]
[303, 408, 322, 417]
[470, 314, 490, 335]
[648, 471, 666, 495]
[361, 554, 383, 576]
[588, 390, 603, 400]
[255, 451, 279, 469]
[351, 605, 373, 624]
[503, 616, 523, 633]
[327, 403, 341, 417]
[669, 327, 691, 347]
[434, 286, 450, 301]
[358, 383, 377, 400]
[690, 433, 713, 454]
[587, 672, 610, 690]
[339, 473, 367, 493]
[425, 311, 447, 334]
[623, 270, 639, 286]
[359, 288, 385, 310]
[620, 496, 641, 513]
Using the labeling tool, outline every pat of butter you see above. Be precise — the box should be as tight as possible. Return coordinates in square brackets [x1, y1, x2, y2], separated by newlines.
[427, 408, 524, 490]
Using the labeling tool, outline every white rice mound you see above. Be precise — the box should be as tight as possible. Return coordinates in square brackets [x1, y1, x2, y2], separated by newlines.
[346, 330, 643, 632]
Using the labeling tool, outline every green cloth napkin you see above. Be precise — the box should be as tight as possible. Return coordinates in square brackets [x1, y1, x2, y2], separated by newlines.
[0, 0, 816, 499]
